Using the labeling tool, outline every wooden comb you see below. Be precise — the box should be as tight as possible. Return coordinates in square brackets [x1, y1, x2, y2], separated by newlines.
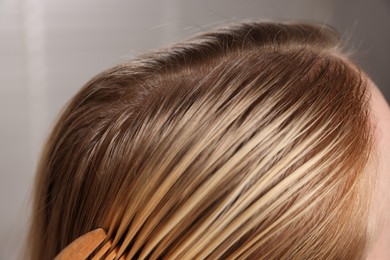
[54, 228, 125, 260]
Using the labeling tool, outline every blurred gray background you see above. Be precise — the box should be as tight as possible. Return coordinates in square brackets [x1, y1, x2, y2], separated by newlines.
[0, 0, 389, 258]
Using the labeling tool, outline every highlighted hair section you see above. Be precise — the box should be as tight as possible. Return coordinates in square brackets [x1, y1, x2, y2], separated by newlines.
[29, 20, 376, 260]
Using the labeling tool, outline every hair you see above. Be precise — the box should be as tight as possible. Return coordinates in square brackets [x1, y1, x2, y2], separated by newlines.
[28, 20, 377, 260]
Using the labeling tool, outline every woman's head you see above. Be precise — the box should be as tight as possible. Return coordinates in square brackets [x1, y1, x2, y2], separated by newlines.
[29, 20, 379, 259]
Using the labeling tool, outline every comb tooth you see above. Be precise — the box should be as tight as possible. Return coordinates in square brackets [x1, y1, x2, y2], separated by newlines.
[92, 239, 127, 260]
[92, 241, 111, 260]
[105, 249, 118, 260]
[54, 229, 107, 260]
[91, 240, 112, 260]
[102, 244, 122, 260]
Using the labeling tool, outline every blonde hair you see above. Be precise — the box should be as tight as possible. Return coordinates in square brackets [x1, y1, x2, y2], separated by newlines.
[28, 20, 376, 259]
